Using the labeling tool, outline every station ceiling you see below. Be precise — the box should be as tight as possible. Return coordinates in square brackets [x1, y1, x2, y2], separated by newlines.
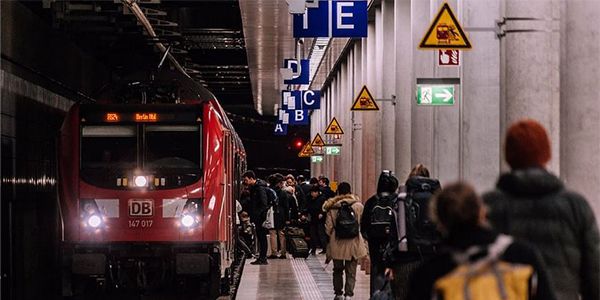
[239, 0, 296, 116]
[22, 0, 255, 115]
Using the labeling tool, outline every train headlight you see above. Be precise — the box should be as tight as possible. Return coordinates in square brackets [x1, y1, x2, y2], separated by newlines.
[87, 215, 102, 228]
[179, 198, 202, 229]
[181, 215, 195, 227]
[80, 199, 104, 230]
[134, 176, 148, 187]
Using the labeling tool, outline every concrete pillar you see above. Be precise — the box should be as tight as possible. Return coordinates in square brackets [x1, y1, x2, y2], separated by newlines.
[394, 0, 412, 181]
[380, 0, 396, 172]
[501, 0, 560, 173]
[560, 1, 600, 218]
[461, 0, 502, 192]
[352, 42, 363, 198]
[361, 22, 378, 199]
[411, 0, 435, 173]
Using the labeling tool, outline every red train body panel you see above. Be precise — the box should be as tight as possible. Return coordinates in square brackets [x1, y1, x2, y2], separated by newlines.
[58, 87, 246, 298]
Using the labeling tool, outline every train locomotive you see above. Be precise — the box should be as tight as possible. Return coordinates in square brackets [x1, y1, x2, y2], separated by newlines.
[58, 73, 246, 299]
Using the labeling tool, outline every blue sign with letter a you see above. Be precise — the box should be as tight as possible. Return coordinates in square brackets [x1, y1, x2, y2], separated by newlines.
[293, 0, 368, 38]
[283, 59, 310, 85]
[274, 122, 288, 135]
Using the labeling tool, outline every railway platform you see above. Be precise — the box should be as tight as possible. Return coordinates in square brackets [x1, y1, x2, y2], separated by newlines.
[236, 255, 370, 300]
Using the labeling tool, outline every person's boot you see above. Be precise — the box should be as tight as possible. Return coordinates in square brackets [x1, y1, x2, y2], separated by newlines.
[250, 258, 268, 265]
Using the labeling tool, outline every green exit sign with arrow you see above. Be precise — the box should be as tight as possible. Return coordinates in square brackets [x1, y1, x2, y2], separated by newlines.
[416, 85, 455, 105]
[325, 146, 341, 156]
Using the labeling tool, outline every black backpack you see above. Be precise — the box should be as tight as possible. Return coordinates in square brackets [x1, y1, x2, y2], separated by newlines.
[335, 201, 359, 239]
[368, 194, 396, 240]
[402, 177, 442, 254]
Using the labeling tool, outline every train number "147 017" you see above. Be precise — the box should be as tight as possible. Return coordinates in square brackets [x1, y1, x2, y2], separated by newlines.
[128, 219, 153, 228]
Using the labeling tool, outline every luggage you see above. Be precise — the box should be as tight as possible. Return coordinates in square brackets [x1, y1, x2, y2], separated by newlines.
[285, 227, 309, 258]
[285, 226, 305, 238]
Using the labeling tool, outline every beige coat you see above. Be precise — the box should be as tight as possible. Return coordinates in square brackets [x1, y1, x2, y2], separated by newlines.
[323, 194, 368, 261]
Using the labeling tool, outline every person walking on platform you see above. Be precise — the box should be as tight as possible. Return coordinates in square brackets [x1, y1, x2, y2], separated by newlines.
[267, 173, 291, 259]
[382, 164, 442, 299]
[243, 170, 270, 265]
[361, 170, 400, 296]
[323, 182, 368, 300]
[407, 182, 556, 300]
[307, 185, 328, 255]
[483, 119, 599, 300]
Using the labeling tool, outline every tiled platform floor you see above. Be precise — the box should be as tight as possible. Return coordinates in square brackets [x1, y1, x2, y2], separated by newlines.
[236, 254, 370, 299]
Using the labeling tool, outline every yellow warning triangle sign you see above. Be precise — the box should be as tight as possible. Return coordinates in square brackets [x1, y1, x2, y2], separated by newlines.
[325, 117, 344, 135]
[351, 86, 379, 111]
[298, 143, 314, 158]
[311, 133, 325, 147]
[419, 3, 472, 49]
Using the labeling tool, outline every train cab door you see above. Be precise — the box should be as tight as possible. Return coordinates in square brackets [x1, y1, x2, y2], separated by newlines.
[222, 131, 234, 262]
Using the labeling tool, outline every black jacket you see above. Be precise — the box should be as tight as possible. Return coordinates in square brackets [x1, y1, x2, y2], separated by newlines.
[273, 187, 291, 229]
[483, 168, 600, 300]
[248, 179, 269, 225]
[407, 227, 557, 300]
[294, 186, 307, 213]
[307, 194, 326, 224]
[320, 186, 336, 201]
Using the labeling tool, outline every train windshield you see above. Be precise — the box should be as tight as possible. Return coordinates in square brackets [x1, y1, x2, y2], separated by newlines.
[80, 123, 202, 189]
[81, 126, 137, 170]
[144, 125, 201, 170]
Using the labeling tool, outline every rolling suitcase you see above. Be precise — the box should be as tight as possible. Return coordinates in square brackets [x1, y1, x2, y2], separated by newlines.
[285, 227, 309, 258]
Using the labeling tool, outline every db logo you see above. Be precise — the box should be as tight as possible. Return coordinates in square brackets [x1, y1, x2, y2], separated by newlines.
[129, 199, 153, 217]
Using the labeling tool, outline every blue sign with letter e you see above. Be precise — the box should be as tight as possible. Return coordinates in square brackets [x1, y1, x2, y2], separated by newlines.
[283, 59, 310, 85]
[293, 0, 367, 38]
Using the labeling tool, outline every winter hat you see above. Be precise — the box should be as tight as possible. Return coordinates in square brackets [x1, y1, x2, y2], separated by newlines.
[377, 171, 399, 195]
[505, 119, 551, 170]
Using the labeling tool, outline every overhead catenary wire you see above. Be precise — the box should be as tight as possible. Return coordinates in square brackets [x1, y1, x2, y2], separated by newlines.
[121, 0, 190, 79]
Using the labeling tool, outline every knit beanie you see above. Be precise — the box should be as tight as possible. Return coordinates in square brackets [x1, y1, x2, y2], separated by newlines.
[505, 119, 551, 169]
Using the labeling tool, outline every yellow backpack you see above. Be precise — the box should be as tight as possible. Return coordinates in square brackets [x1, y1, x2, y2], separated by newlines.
[433, 235, 535, 300]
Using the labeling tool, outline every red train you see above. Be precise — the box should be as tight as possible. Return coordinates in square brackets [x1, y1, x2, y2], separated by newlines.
[58, 75, 246, 299]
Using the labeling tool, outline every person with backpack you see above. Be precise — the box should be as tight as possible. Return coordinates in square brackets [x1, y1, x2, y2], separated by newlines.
[243, 170, 270, 265]
[323, 182, 368, 300]
[483, 119, 599, 300]
[407, 182, 556, 300]
[267, 173, 291, 259]
[361, 170, 400, 296]
[383, 164, 442, 299]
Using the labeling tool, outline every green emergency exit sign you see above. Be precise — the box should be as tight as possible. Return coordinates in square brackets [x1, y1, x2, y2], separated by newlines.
[416, 85, 455, 105]
[311, 155, 324, 163]
[325, 146, 341, 156]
